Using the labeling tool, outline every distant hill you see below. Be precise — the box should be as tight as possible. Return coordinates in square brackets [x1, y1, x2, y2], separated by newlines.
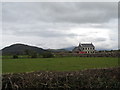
[47, 46, 76, 52]
[46, 46, 75, 52]
[61, 46, 76, 51]
[2, 43, 47, 55]
[47, 49, 68, 52]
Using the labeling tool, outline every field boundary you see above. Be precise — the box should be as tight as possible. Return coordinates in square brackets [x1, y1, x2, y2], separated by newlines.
[2, 67, 120, 89]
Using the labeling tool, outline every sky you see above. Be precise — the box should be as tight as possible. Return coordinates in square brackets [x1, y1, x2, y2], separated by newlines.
[1, 2, 118, 50]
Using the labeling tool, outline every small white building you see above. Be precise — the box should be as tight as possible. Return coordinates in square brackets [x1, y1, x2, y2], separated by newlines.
[73, 43, 95, 53]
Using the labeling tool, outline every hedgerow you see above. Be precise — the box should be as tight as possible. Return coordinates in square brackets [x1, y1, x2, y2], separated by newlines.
[2, 67, 120, 89]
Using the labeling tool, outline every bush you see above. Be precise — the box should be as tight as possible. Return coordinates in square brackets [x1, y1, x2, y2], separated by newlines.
[42, 52, 54, 58]
[13, 55, 18, 59]
[30, 51, 38, 58]
[31, 54, 37, 58]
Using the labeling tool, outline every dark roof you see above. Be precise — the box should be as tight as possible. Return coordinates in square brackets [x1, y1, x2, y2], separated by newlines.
[73, 47, 79, 50]
[72, 47, 81, 51]
[80, 44, 94, 47]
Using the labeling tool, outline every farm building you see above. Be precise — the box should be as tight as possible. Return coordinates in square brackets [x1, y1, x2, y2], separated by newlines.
[73, 43, 95, 54]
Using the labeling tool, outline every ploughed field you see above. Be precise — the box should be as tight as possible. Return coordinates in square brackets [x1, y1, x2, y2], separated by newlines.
[2, 57, 119, 73]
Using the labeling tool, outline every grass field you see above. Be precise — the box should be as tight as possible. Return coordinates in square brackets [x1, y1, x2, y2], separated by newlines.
[2, 57, 119, 73]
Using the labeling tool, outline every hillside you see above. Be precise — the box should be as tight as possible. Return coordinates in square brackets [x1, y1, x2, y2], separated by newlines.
[62, 46, 75, 51]
[2, 43, 47, 55]
[47, 49, 68, 52]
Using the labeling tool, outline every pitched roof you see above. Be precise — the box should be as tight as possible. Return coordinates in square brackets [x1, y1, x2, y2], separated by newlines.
[80, 44, 94, 47]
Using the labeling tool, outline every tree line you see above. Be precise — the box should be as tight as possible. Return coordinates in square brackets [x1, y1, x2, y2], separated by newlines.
[13, 49, 54, 59]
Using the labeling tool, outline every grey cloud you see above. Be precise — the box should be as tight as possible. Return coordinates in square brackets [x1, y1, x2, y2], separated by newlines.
[2, 23, 77, 38]
[13, 30, 77, 38]
[80, 37, 107, 43]
[2, 2, 118, 50]
[2, 2, 118, 33]
[3, 2, 118, 24]
[94, 38, 106, 42]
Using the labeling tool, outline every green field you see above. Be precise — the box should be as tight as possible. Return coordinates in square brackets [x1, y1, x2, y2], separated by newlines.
[2, 57, 119, 73]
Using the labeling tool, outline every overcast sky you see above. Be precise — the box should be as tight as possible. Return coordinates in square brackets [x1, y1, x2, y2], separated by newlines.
[2, 2, 118, 50]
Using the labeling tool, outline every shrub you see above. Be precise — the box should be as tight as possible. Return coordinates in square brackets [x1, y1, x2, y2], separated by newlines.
[31, 53, 37, 58]
[13, 55, 18, 59]
[42, 52, 54, 58]
[30, 51, 38, 58]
